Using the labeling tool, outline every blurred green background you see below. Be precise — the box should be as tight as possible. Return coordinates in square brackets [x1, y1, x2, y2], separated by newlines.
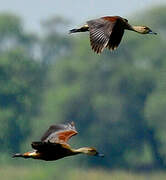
[1, 3, 166, 180]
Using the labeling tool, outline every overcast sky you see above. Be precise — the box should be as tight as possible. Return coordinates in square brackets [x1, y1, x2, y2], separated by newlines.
[0, 0, 165, 31]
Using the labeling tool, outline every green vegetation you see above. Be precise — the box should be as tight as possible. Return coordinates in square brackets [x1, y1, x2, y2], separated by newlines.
[1, 164, 166, 180]
[0, 5, 166, 179]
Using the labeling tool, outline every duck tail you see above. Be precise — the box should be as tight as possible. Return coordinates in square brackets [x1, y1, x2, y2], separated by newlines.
[69, 28, 80, 34]
[69, 25, 89, 34]
[12, 152, 33, 159]
[12, 153, 24, 158]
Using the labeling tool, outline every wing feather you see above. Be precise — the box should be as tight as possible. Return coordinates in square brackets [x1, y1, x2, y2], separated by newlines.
[87, 17, 116, 54]
[106, 20, 124, 51]
[87, 16, 126, 53]
[41, 122, 78, 144]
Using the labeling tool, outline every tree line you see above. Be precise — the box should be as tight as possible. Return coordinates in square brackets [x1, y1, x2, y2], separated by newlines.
[0, 6, 166, 170]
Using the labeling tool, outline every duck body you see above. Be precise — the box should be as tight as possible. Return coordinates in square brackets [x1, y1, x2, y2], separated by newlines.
[14, 142, 73, 161]
[13, 122, 103, 161]
[31, 142, 76, 161]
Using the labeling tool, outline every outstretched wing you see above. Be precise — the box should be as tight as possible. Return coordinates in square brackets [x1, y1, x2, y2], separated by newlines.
[40, 122, 78, 144]
[106, 19, 124, 51]
[87, 17, 118, 54]
[87, 16, 125, 53]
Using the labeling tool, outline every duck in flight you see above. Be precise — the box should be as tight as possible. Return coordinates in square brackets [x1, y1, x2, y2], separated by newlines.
[69, 16, 157, 54]
[13, 122, 104, 161]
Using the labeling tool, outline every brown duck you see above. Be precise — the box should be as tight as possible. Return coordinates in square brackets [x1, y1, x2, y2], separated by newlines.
[69, 16, 157, 54]
[13, 122, 104, 161]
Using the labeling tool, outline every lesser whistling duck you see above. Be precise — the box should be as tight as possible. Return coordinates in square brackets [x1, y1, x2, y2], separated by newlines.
[69, 16, 157, 54]
[13, 122, 104, 161]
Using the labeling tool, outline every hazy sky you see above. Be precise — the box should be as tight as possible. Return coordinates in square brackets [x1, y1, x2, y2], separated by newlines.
[0, 0, 165, 31]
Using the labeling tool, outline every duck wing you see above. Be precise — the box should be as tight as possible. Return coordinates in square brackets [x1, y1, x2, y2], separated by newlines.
[106, 19, 124, 50]
[87, 16, 119, 53]
[87, 16, 125, 53]
[31, 141, 70, 152]
[40, 122, 78, 144]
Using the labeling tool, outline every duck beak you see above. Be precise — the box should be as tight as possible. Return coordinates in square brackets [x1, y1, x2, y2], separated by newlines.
[149, 30, 157, 35]
[95, 152, 104, 157]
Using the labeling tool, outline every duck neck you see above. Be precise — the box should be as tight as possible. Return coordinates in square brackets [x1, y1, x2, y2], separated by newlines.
[130, 26, 146, 34]
[72, 147, 88, 155]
